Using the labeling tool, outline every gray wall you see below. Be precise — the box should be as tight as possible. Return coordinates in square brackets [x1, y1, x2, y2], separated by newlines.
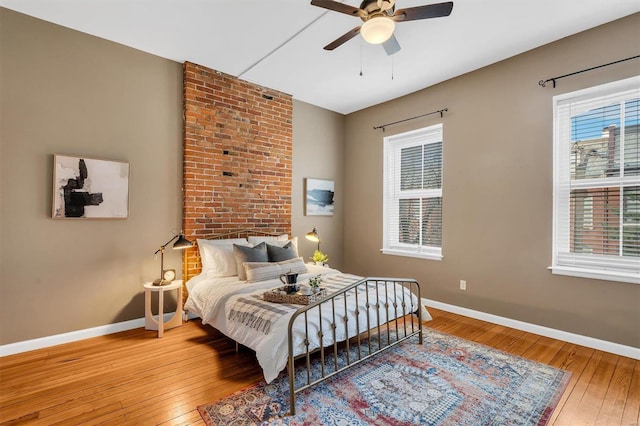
[0, 8, 184, 344]
[343, 13, 640, 347]
[292, 100, 345, 271]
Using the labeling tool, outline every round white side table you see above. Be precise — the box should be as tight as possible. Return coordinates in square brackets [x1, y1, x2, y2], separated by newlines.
[144, 280, 183, 338]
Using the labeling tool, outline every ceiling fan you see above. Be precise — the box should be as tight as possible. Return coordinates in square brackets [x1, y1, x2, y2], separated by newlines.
[311, 0, 453, 55]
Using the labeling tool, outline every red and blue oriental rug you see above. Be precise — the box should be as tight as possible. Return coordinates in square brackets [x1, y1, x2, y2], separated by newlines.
[198, 328, 571, 425]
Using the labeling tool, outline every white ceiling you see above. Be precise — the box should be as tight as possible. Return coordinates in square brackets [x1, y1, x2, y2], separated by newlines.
[2, 0, 638, 114]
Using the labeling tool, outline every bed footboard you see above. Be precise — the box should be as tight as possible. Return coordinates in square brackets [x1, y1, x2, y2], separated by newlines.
[286, 277, 422, 415]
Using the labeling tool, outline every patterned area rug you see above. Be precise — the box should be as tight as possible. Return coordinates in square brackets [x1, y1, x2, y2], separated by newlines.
[198, 328, 571, 425]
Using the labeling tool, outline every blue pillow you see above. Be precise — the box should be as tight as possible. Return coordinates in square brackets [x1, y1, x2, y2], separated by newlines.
[267, 241, 297, 262]
[233, 242, 268, 281]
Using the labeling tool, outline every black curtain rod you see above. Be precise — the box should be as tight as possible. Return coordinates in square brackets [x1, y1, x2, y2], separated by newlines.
[538, 55, 640, 88]
[373, 108, 448, 131]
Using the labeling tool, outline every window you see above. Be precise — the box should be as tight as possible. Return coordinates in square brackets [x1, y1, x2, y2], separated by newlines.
[383, 124, 443, 260]
[552, 76, 640, 284]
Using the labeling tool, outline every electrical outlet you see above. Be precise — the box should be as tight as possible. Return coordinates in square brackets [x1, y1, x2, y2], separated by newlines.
[460, 280, 467, 291]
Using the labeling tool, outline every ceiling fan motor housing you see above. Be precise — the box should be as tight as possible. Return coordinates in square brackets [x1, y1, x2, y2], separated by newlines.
[360, 0, 395, 20]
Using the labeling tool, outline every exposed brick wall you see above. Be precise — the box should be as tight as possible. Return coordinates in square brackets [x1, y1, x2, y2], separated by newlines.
[182, 61, 293, 280]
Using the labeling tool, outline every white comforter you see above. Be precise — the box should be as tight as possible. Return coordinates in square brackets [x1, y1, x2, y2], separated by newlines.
[184, 265, 431, 383]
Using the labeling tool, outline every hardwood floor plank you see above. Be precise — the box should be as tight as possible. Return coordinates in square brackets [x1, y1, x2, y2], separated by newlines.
[620, 359, 640, 426]
[1, 309, 635, 425]
[552, 349, 602, 425]
[521, 335, 566, 364]
[472, 324, 510, 346]
[0, 351, 47, 372]
[595, 356, 636, 426]
[157, 409, 204, 426]
[48, 402, 123, 426]
[489, 328, 528, 351]
[546, 343, 595, 425]
[569, 351, 619, 425]
[83, 414, 126, 426]
[494, 329, 541, 357]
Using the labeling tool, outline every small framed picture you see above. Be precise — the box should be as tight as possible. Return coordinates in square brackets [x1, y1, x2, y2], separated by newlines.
[305, 178, 335, 216]
[52, 154, 130, 219]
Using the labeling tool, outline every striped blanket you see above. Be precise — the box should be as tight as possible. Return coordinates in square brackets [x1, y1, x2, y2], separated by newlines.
[227, 273, 366, 335]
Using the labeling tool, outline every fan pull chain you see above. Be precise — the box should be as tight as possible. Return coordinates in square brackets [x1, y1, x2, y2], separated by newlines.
[391, 56, 394, 80]
[360, 43, 364, 77]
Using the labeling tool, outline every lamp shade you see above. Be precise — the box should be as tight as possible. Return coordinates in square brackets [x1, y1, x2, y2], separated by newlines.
[172, 233, 193, 250]
[360, 16, 395, 44]
[305, 227, 320, 243]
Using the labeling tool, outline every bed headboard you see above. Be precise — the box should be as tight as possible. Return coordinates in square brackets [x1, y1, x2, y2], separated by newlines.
[181, 228, 286, 286]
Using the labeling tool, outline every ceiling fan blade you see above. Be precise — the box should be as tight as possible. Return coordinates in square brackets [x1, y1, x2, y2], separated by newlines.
[310, 0, 361, 16]
[323, 26, 361, 50]
[382, 34, 401, 55]
[392, 1, 453, 22]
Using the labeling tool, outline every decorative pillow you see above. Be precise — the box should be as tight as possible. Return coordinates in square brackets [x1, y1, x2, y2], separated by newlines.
[249, 235, 299, 256]
[233, 242, 268, 281]
[244, 257, 308, 283]
[267, 241, 297, 262]
[248, 234, 288, 245]
[197, 238, 250, 278]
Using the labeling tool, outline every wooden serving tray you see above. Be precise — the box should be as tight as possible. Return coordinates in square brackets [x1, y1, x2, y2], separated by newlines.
[263, 287, 327, 305]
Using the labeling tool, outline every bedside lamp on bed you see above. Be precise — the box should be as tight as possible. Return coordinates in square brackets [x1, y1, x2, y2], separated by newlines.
[153, 232, 193, 286]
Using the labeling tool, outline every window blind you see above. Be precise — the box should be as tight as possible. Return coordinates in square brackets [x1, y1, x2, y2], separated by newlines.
[383, 124, 443, 260]
[553, 76, 640, 283]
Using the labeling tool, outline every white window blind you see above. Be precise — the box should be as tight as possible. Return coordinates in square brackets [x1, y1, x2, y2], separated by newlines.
[383, 124, 443, 260]
[552, 76, 640, 284]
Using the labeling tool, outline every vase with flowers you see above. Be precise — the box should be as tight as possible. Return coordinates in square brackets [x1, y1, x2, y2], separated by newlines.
[311, 250, 329, 266]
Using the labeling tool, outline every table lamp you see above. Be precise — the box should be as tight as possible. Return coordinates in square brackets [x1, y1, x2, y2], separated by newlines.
[153, 232, 193, 285]
[306, 227, 321, 252]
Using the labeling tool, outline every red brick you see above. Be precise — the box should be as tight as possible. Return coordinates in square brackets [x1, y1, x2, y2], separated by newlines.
[182, 62, 292, 281]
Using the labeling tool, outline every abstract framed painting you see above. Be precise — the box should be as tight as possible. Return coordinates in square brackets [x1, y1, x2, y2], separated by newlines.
[305, 178, 335, 216]
[52, 154, 130, 219]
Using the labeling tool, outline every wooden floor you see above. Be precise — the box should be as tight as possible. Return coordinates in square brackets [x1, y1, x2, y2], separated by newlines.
[0, 308, 638, 425]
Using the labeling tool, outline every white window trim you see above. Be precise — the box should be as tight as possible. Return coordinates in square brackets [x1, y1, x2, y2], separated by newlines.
[381, 248, 444, 261]
[382, 124, 444, 261]
[550, 76, 640, 285]
[551, 265, 639, 284]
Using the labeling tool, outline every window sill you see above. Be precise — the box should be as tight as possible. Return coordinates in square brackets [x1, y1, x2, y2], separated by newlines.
[381, 249, 443, 261]
[549, 266, 640, 285]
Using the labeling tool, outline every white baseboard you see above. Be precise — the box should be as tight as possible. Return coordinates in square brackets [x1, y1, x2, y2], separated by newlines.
[0, 313, 175, 357]
[423, 298, 640, 360]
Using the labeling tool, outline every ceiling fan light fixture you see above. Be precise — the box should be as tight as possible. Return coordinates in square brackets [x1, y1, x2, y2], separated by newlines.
[360, 16, 395, 44]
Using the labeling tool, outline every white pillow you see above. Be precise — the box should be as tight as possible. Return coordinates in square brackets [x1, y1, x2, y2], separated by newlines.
[247, 234, 288, 244]
[248, 235, 298, 256]
[197, 238, 250, 278]
[244, 257, 308, 283]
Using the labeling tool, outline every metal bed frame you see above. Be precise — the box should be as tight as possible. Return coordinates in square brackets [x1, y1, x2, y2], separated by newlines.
[286, 277, 422, 415]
